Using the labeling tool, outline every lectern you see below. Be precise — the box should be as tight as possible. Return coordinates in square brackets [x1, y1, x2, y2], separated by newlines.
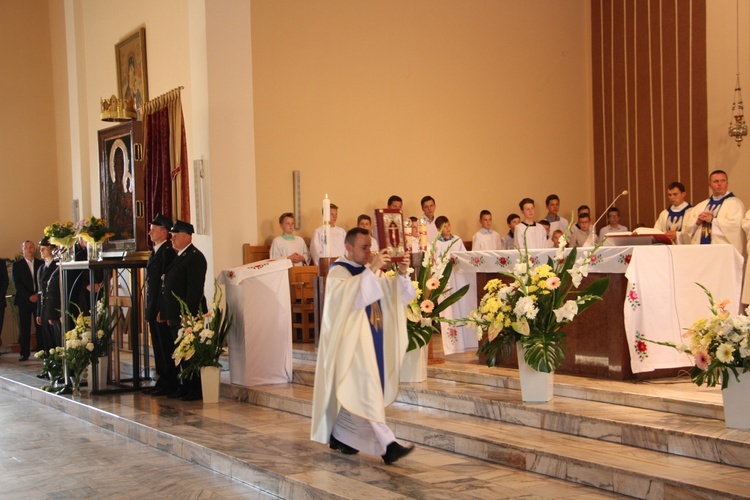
[217, 259, 293, 386]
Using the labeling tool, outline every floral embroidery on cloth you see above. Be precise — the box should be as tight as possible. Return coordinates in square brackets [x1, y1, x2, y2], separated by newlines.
[627, 284, 640, 310]
[634, 331, 649, 361]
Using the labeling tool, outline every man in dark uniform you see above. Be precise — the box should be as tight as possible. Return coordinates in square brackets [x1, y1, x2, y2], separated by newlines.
[0, 258, 8, 354]
[11, 240, 43, 360]
[144, 214, 178, 396]
[36, 237, 60, 355]
[160, 220, 207, 401]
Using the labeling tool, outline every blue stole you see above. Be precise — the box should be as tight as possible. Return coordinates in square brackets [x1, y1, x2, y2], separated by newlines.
[666, 203, 692, 232]
[701, 194, 735, 245]
[330, 261, 385, 392]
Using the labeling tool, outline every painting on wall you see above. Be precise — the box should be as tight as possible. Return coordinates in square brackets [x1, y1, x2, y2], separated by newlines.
[115, 27, 148, 110]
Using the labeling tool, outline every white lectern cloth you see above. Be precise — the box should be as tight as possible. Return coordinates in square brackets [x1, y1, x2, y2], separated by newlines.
[217, 259, 293, 386]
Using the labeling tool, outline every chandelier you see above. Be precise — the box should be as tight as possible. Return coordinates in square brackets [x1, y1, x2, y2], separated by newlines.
[729, 0, 747, 147]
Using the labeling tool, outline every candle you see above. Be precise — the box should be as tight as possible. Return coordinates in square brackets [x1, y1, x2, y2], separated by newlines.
[323, 194, 330, 223]
[418, 217, 428, 251]
[323, 194, 331, 258]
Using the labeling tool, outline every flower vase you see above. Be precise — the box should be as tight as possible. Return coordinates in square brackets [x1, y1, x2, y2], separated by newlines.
[87, 356, 109, 391]
[721, 373, 750, 429]
[60, 246, 74, 263]
[400, 345, 428, 382]
[87, 241, 102, 261]
[516, 342, 554, 403]
[70, 372, 84, 398]
[200, 366, 220, 403]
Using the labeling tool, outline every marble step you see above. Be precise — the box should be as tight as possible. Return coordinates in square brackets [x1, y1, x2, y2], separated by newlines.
[292, 348, 724, 420]
[231, 381, 750, 499]
[290, 356, 749, 469]
[0, 369, 624, 500]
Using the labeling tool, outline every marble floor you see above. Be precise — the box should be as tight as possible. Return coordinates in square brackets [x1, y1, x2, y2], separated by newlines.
[0, 349, 630, 499]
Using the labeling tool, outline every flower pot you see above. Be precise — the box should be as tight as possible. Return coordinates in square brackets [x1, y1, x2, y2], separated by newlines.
[401, 346, 428, 383]
[516, 342, 554, 403]
[87, 356, 109, 391]
[200, 366, 220, 404]
[722, 372, 750, 430]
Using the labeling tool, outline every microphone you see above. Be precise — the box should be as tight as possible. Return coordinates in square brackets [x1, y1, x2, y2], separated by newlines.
[591, 190, 628, 236]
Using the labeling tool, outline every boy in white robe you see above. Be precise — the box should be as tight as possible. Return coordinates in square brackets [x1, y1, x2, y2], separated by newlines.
[434, 216, 477, 355]
[514, 198, 547, 249]
[471, 210, 503, 250]
[269, 212, 310, 266]
[310, 203, 346, 265]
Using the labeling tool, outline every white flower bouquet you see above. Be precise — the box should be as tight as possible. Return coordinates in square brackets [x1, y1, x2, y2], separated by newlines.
[388, 239, 469, 352]
[640, 284, 750, 388]
[172, 284, 233, 380]
[464, 223, 609, 372]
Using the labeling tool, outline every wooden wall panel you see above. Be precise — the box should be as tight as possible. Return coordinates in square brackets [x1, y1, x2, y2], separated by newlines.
[591, 0, 707, 231]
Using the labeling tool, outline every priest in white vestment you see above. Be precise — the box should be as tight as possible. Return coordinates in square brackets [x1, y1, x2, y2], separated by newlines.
[653, 182, 692, 244]
[683, 170, 746, 255]
[311, 228, 416, 465]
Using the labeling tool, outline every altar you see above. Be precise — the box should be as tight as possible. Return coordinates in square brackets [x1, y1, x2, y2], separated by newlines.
[218, 259, 293, 386]
[451, 245, 743, 379]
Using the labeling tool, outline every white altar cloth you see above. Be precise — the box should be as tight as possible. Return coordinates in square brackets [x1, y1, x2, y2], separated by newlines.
[217, 259, 293, 386]
[451, 245, 743, 374]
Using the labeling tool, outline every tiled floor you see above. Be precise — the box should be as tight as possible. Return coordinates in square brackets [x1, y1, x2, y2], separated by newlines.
[0, 385, 275, 499]
[0, 353, 628, 499]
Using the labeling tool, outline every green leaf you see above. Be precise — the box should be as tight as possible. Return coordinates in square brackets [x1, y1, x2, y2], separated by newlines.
[431, 284, 470, 316]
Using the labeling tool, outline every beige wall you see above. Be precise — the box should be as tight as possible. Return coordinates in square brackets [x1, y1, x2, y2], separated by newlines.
[707, 0, 750, 205]
[0, 0, 59, 260]
[251, 0, 595, 243]
[0, 0, 59, 347]
[2, 1, 749, 347]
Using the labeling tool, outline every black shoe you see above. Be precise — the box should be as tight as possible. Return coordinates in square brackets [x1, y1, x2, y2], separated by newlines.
[329, 434, 359, 455]
[180, 392, 202, 402]
[19, 356, 29, 361]
[36, 374, 48, 379]
[167, 386, 188, 398]
[381, 442, 414, 465]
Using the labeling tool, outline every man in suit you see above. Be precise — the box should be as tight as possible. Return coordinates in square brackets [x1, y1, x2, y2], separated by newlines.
[11, 240, 43, 360]
[144, 214, 178, 396]
[160, 220, 207, 401]
[0, 258, 8, 354]
[35, 237, 60, 355]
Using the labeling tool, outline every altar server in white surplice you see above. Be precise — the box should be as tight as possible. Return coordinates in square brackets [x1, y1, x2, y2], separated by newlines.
[310, 203, 347, 265]
[433, 216, 478, 356]
[269, 212, 310, 266]
[683, 170, 746, 255]
[514, 198, 548, 249]
[311, 228, 416, 465]
[471, 210, 504, 250]
[654, 182, 693, 244]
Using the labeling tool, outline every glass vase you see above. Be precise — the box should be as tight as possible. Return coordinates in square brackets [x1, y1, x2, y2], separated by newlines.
[70, 372, 83, 398]
[59, 246, 74, 263]
[87, 241, 102, 261]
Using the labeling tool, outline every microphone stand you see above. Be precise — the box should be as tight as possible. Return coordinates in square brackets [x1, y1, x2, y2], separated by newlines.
[590, 191, 628, 244]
